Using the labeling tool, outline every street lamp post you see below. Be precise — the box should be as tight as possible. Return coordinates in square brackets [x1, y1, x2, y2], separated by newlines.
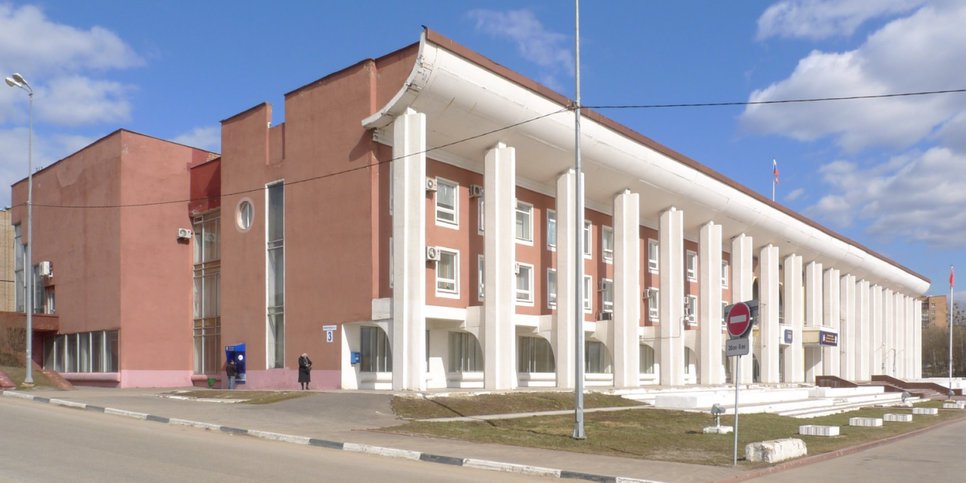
[5, 73, 34, 386]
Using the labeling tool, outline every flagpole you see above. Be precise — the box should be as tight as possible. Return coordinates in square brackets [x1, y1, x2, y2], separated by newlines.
[771, 159, 778, 202]
[950, 265, 955, 398]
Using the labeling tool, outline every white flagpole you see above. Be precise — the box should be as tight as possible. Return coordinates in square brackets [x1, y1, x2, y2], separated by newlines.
[950, 266, 955, 398]
[771, 159, 777, 202]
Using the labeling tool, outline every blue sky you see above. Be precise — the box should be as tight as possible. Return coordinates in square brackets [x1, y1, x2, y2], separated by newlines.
[0, 0, 962, 296]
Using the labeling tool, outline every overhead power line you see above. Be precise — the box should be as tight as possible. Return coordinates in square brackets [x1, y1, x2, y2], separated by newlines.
[584, 88, 966, 110]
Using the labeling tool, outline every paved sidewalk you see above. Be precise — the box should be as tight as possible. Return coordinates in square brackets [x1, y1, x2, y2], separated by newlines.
[2, 387, 747, 482]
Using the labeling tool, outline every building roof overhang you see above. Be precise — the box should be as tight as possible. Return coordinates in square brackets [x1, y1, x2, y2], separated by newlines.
[364, 29, 929, 295]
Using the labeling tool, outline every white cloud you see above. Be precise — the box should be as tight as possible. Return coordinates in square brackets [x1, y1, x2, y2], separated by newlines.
[0, 127, 95, 205]
[785, 187, 805, 201]
[172, 126, 221, 153]
[807, 147, 966, 247]
[36, 76, 133, 126]
[757, 0, 925, 40]
[467, 9, 573, 87]
[743, 2, 966, 152]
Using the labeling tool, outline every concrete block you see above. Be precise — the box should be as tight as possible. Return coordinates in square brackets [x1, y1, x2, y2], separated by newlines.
[942, 401, 966, 409]
[703, 425, 733, 434]
[884, 413, 913, 422]
[798, 425, 840, 437]
[849, 417, 883, 427]
[912, 407, 938, 415]
[745, 438, 807, 463]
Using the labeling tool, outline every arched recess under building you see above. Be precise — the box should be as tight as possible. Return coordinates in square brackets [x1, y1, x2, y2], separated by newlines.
[518, 334, 555, 388]
[683, 347, 697, 384]
[585, 338, 613, 387]
[343, 324, 393, 390]
[640, 344, 657, 385]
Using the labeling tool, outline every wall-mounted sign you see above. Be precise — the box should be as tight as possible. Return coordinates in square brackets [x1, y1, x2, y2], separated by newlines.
[784, 329, 794, 344]
[819, 330, 838, 347]
[323, 324, 337, 343]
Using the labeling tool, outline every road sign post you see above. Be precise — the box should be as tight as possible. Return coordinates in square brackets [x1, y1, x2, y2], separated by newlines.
[726, 301, 754, 466]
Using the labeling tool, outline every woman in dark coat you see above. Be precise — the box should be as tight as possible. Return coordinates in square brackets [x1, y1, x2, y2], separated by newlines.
[298, 353, 312, 390]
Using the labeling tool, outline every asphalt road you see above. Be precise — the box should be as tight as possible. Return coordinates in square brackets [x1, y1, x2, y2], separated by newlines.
[750, 417, 966, 482]
[0, 398, 546, 483]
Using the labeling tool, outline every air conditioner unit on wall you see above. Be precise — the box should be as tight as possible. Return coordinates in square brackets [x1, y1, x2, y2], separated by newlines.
[599, 312, 613, 321]
[177, 228, 193, 240]
[426, 177, 438, 192]
[514, 263, 521, 275]
[38, 260, 52, 278]
[426, 246, 441, 261]
[469, 185, 484, 198]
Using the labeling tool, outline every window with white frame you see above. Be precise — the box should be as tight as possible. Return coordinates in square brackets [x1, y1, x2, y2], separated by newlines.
[601, 279, 614, 314]
[477, 255, 484, 301]
[546, 209, 556, 249]
[436, 249, 459, 296]
[193, 210, 221, 374]
[266, 181, 285, 369]
[477, 197, 484, 234]
[686, 250, 697, 282]
[585, 340, 612, 374]
[518, 336, 555, 372]
[648, 288, 659, 321]
[448, 331, 483, 373]
[648, 239, 659, 273]
[583, 275, 593, 313]
[685, 295, 697, 325]
[44, 330, 119, 373]
[14, 224, 23, 312]
[583, 220, 592, 257]
[515, 263, 534, 304]
[639, 345, 655, 374]
[721, 301, 729, 328]
[721, 260, 729, 288]
[547, 269, 557, 309]
[515, 201, 533, 243]
[602, 226, 614, 262]
[435, 178, 458, 227]
[360, 326, 392, 372]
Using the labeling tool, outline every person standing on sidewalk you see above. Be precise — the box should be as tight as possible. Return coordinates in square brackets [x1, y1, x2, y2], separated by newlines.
[298, 353, 312, 390]
[226, 359, 238, 390]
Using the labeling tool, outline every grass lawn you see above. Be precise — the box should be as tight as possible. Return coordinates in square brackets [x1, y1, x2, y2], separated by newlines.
[392, 391, 641, 419]
[387, 394, 966, 468]
[167, 390, 308, 405]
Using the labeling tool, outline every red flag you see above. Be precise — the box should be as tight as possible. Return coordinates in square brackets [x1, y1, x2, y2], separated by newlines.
[772, 159, 780, 184]
[951, 266, 955, 288]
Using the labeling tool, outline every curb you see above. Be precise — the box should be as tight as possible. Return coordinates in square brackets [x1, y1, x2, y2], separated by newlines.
[1, 390, 663, 483]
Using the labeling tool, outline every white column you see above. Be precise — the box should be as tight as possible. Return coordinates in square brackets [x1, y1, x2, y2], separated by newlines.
[823, 268, 840, 377]
[903, 294, 915, 378]
[883, 289, 894, 376]
[759, 244, 781, 383]
[893, 293, 904, 378]
[732, 234, 754, 384]
[613, 190, 640, 388]
[804, 261, 823, 381]
[840, 274, 856, 380]
[659, 207, 685, 386]
[391, 109, 427, 391]
[871, 286, 883, 376]
[913, 296, 923, 378]
[554, 170, 578, 389]
[483, 143, 516, 390]
[856, 280, 871, 381]
[698, 221, 723, 385]
[783, 254, 804, 383]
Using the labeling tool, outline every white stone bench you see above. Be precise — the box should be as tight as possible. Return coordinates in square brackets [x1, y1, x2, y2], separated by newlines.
[703, 425, 733, 434]
[799, 425, 839, 437]
[745, 438, 807, 463]
[912, 407, 938, 415]
[849, 417, 883, 427]
[884, 413, 913, 422]
[942, 401, 965, 409]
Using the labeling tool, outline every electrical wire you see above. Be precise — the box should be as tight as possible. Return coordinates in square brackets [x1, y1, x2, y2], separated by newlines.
[585, 88, 966, 110]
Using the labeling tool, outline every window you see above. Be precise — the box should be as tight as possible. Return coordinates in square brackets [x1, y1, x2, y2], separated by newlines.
[601, 279, 614, 314]
[648, 239, 659, 273]
[45, 330, 119, 373]
[547, 269, 557, 309]
[32, 265, 43, 314]
[602, 226, 614, 262]
[14, 224, 23, 312]
[686, 250, 697, 282]
[515, 263, 534, 304]
[546, 209, 556, 249]
[448, 332, 483, 373]
[266, 181, 285, 369]
[518, 336, 555, 372]
[584, 275, 593, 313]
[436, 249, 459, 296]
[360, 326, 392, 372]
[477, 197, 484, 234]
[193, 211, 221, 374]
[236, 199, 253, 232]
[648, 288, 659, 321]
[585, 341, 612, 374]
[639, 345, 655, 374]
[684, 348, 694, 375]
[722, 301, 729, 328]
[515, 201, 533, 243]
[477, 255, 485, 302]
[436, 178, 458, 227]
[685, 295, 697, 325]
[583, 221, 592, 257]
[722, 261, 729, 288]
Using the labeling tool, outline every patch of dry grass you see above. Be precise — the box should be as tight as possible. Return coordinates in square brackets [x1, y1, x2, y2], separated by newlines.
[168, 390, 307, 405]
[392, 391, 642, 419]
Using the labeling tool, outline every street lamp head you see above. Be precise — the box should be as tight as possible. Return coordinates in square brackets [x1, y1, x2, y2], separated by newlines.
[3, 76, 17, 87]
[5, 73, 31, 93]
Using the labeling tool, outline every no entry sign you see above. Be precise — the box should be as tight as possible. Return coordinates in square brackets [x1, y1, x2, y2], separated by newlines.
[727, 302, 752, 338]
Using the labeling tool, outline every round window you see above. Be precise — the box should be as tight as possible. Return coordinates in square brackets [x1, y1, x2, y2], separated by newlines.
[236, 199, 253, 231]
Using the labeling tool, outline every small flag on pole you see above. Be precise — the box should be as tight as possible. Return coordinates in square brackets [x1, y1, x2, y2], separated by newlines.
[951, 266, 955, 288]
[772, 159, 780, 185]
